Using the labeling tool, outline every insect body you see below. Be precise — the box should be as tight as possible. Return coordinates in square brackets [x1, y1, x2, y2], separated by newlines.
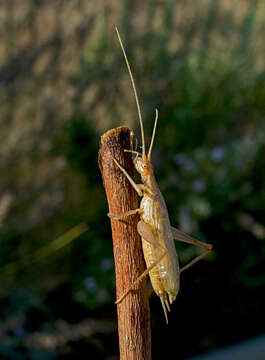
[110, 28, 212, 322]
[139, 163, 180, 311]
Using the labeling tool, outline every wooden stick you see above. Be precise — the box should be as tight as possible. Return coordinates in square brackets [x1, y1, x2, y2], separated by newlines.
[98, 126, 151, 360]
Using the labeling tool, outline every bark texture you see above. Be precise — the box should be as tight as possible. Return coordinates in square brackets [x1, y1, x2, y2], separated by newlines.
[98, 126, 151, 360]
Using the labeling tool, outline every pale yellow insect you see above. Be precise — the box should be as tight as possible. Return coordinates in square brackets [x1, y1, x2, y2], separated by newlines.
[110, 27, 212, 323]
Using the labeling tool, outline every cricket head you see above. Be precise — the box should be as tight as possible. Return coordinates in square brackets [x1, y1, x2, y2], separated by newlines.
[133, 108, 158, 178]
[134, 154, 153, 177]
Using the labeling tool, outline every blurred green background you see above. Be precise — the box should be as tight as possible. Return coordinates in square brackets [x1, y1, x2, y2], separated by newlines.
[0, 0, 265, 359]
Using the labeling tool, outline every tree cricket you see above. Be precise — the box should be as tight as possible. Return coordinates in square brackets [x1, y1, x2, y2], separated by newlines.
[109, 27, 213, 323]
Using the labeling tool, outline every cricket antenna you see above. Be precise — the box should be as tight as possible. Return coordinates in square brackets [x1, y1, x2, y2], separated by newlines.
[147, 108, 158, 160]
[115, 26, 146, 160]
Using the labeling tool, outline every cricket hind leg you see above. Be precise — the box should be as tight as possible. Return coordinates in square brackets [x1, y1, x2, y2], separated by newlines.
[170, 226, 212, 273]
[115, 220, 168, 304]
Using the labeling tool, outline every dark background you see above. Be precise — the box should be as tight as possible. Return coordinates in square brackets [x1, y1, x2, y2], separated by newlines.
[0, 1, 265, 359]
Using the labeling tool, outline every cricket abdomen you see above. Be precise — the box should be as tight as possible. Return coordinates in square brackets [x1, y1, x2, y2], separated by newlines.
[140, 192, 180, 304]
[142, 238, 164, 294]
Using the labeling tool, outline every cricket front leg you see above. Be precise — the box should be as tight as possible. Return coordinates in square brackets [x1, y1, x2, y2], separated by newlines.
[115, 220, 167, 304]
[112, 157, 154, 197]
[170, 226, 212, 273]
[111, 156, 145, 197]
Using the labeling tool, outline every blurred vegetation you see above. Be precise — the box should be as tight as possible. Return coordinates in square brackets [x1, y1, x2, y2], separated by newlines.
[0, 0, 265, 359]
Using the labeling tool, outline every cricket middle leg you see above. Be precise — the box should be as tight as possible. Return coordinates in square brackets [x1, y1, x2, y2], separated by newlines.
[108, 208, 142, 220]
[115, 220, 167, 304]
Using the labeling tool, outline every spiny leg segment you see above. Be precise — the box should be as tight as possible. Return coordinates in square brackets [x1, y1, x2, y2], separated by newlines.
[170, 226, 212, 273]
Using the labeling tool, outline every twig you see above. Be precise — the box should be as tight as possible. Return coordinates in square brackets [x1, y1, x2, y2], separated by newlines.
[99, 126, 151, 360]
